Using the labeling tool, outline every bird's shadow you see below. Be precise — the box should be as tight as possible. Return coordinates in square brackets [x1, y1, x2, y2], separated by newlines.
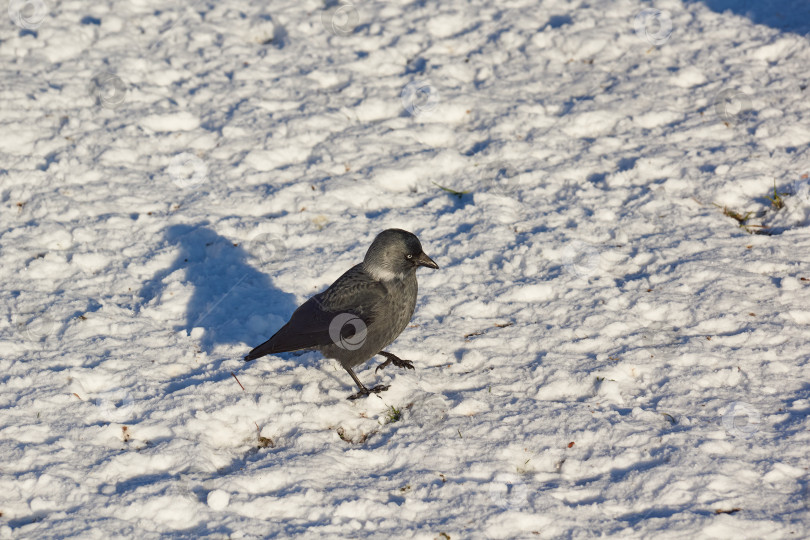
[138, 223, 298, 353]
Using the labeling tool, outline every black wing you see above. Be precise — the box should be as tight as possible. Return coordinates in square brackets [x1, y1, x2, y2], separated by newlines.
[244, 265, 386, 361]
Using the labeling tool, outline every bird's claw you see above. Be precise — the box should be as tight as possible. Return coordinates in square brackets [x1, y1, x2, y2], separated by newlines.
[347, 384, 390, 400]
[375, 357, 415, 373]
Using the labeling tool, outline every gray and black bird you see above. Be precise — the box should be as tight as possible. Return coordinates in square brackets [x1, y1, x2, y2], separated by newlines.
[244, 229, 439, 400]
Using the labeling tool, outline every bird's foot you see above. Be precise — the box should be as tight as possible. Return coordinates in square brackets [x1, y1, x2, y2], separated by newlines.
[375, 352, 415, 373]
[347, 384, 390, 400]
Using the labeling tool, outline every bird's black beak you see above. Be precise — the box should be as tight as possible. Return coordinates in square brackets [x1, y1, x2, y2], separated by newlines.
[415, 252, 439, 269]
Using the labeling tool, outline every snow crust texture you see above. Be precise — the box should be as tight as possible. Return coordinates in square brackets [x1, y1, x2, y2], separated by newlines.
[2, 0, 810, 538]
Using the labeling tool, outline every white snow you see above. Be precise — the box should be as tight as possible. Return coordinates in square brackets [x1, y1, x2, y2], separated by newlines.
[2, 0, 810, 538]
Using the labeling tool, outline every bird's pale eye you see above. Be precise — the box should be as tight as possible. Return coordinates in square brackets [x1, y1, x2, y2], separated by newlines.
[406, 254, 413, 260]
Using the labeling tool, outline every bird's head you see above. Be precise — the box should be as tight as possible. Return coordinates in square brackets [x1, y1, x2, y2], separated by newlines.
[363, 229, 439, 281]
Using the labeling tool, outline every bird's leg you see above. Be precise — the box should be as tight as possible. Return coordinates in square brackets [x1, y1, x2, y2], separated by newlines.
[375, 351, 415, 373]
[343, 365, 389, 400]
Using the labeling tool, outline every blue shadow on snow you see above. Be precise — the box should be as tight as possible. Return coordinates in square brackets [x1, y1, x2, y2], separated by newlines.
[693, 0, 810, 35]
[138, 224, 298, 353]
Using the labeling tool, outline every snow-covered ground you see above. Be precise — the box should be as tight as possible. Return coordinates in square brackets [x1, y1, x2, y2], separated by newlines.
[2, 0, 810, 537]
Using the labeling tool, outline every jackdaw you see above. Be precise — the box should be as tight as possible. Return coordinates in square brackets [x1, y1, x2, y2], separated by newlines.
[244, 229, 439, 399]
